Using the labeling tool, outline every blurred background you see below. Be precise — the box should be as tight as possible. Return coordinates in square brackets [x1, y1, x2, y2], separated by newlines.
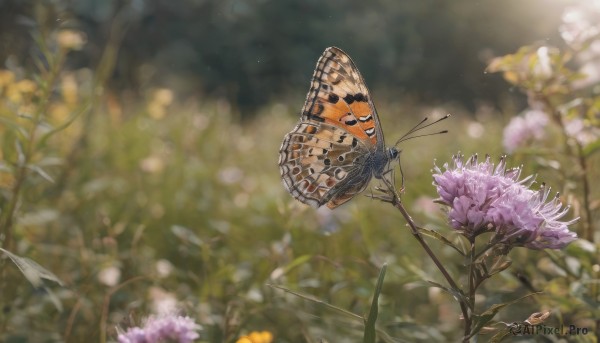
[0, 0, 574, 113]
[0, 0, 598, 342]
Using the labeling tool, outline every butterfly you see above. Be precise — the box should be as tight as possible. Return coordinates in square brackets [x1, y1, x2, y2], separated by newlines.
[279, 46, 399, 209]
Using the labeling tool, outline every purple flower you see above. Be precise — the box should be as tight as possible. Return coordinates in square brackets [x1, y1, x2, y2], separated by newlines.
[433, 154, 578, 249]
[118, 315, 201, 343]
[433, 154, 525, 235]
[502, 109, 549, 153]
[560, 3, 600, 47]
[564, 117, 600, 146]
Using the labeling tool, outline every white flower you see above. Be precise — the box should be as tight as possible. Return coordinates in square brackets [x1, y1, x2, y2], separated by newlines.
[97, 266, 121, 287]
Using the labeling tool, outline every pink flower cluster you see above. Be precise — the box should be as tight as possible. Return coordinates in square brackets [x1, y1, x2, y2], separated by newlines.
[433, 154, 578, 249]
[502, 109, 548, 153]
[118, 315, 201, 343]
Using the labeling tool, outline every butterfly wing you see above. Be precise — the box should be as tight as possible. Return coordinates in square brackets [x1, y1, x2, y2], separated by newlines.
[279, 46, 385, 209]
[279, 121, 372, 208]
[301, 46, 385, 151]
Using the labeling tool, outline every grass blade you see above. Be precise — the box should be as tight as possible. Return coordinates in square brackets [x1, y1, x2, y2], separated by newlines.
[364, 263, 387, 343]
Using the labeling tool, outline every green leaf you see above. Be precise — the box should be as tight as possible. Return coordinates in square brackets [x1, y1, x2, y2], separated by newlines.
[468, 292, 541, 339]
[363, 263, 386, 343]
[473, 261, 489, 281]
[488, 258, 512, 277]
[582, 138, 600, 157]
[36, 103, 89, 149]
[17, 113, 35, 121]
[269, 254, 312, 280]
[416, 227, 465, 256]
[488, 327, 512, 343]
[15, 139, 26, 165]
[0, 161, 13, 173]
[268, 284, 363, 322]
[564, 239, 596, 259]
[171, 225, 204, 246]
[27, 164, 55, 183]
[0, 116, 29, 140]
[427, 280, 470, 306]
[18, 209, 59, 226]
[31, 31, 51, 65]
[0, 248, 64, 287]
[37, 157, 63, 167]
[1, 246, 66, 313]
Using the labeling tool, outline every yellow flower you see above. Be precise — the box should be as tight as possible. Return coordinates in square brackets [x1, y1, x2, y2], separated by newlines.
[0, 70, 15, 88]
[18, 103, 36, 117]
[6, 84, 22, 104]
[154, 88, 174, 107]
[16, 79, 37, 94]
[139, 155, 165, 174]
[61, 74, 78, 105]
[57, 30, 86, 50]
[0, 172, 15, 190]
[49, 103, 71, 122]
[147, 88, 174, 119]
[147, 101, 166, 119]
[236, 331, 274, 343]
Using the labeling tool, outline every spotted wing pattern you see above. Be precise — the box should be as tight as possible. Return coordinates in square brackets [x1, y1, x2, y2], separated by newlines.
[279, 46, 387, 209]
[301, 47, 383, 149]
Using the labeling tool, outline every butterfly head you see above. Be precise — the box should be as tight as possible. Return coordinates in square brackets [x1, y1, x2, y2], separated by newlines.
[388, 147, 400, 161]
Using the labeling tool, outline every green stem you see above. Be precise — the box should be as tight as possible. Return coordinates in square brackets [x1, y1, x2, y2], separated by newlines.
[383, 179, 470, 340]
[465, 240, 476, 341]
[575, 143, 594, 242]
[0, 39, 66, 334]
[539, 94, 593, 242]
[472, 241, 496, 262]
[0, 50, 66, 251]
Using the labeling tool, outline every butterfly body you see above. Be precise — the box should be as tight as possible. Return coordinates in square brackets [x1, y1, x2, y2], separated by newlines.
[279, 46, 398, 209]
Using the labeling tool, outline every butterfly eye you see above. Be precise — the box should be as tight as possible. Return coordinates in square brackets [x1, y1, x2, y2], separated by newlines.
[389, 148, 399, 160]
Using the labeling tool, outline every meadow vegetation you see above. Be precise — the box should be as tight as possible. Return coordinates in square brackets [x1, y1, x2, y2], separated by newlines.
[1, 3, 599, 343]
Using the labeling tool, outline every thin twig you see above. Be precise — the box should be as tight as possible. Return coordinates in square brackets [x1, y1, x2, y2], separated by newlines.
[576, 143, 594, 242]
[465, 240, 476, 340]
[378, 176, 471, 339]
[99, 276, 147, 343]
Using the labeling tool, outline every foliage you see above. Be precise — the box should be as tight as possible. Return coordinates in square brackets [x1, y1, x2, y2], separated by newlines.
[0, 0, 575, 113]
[484, 2, 600, 340]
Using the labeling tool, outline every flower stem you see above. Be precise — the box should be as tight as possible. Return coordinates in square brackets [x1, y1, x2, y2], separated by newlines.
[466, 240, 476, 340]
[0, 33, 66, 333]
[575, 144, 594, 242]
[0, 49, 65, 251]
[539, 94, 593, 242]
[382, 178, 471, 340]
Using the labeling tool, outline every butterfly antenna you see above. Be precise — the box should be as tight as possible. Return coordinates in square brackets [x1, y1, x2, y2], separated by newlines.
[395, 117, 428, 143]
[397, 130, 449, 144]
[394, 114, 451, 147]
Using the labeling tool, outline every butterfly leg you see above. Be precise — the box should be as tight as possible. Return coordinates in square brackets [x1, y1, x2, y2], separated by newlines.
[366, 168, 397, 203]
[385, 159, 406, 194]
[398, 161, 406, 193]
[381, 166, 407, 203]
[380, 160, 404, 194]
